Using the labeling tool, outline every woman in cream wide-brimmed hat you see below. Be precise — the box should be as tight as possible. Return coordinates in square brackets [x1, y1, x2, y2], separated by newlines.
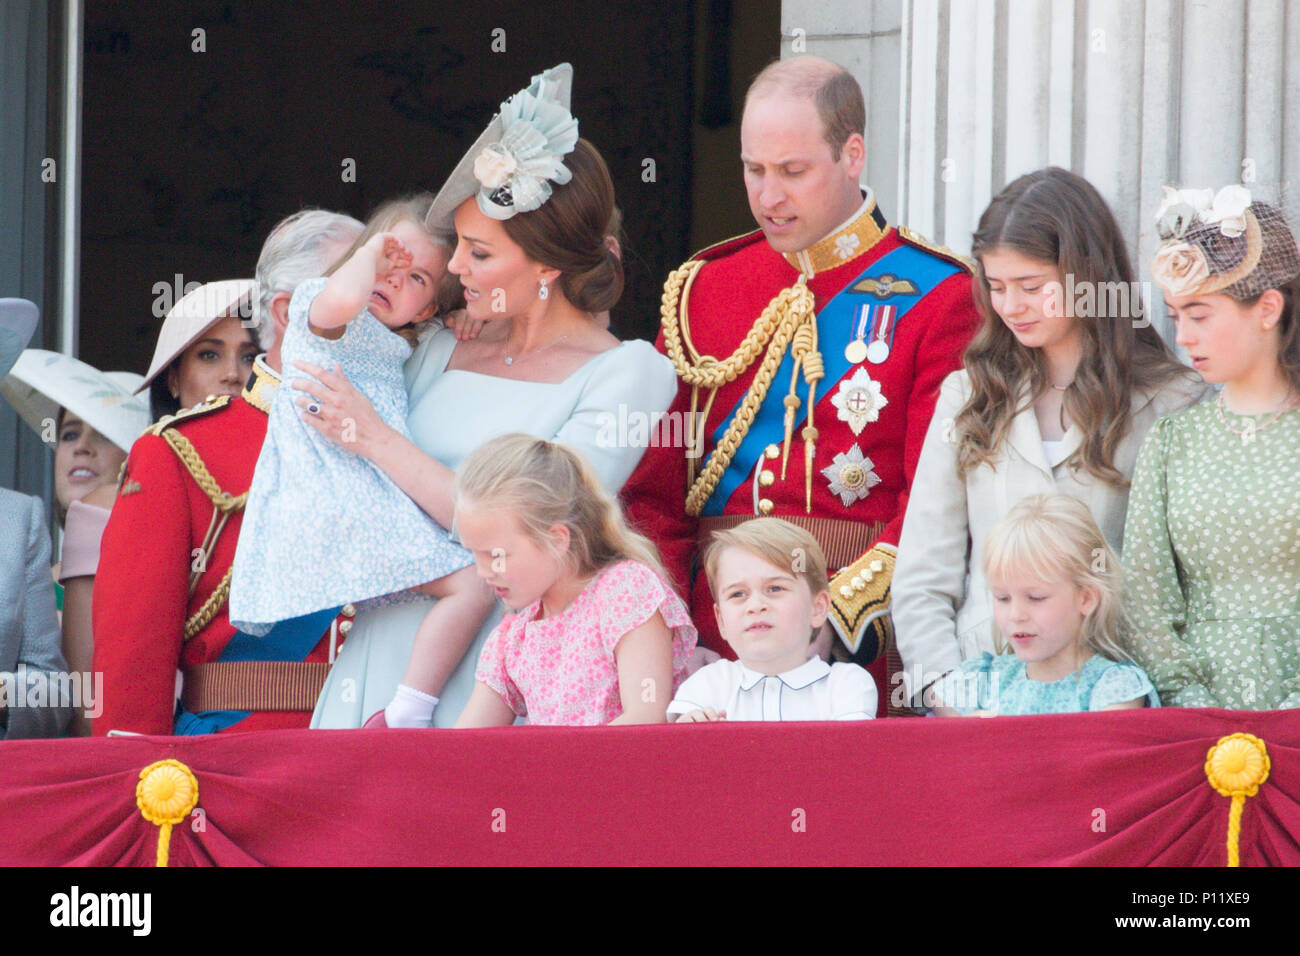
[136, 279, 260, 422]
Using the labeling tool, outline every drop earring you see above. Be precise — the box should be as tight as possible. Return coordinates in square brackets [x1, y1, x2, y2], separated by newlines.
[538, 277, 549, 300]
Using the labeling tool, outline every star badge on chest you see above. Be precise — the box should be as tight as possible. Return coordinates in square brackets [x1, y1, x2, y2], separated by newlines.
[831, 367, 888, 436]
[821, 444, 881, 507]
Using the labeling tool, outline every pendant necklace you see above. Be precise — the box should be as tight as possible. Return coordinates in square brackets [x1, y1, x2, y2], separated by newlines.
[504, 332, 571, 367]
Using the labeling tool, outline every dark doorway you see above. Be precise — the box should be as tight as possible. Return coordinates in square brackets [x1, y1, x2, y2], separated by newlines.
[80, 0, 756, 375]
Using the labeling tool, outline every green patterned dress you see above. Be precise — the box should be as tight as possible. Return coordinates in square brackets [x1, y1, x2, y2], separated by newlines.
[1123, 400, 1300, 709]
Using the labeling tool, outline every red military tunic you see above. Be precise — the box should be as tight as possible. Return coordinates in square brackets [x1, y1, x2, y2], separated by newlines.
[93, 359, 346, 735]
[623, 196, 979, 714]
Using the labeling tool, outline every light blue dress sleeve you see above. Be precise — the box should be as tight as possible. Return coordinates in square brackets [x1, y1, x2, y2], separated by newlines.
[552, 340, 679, 494]
[1088, 660, 1159, 710]
[932, 652, 997, 714]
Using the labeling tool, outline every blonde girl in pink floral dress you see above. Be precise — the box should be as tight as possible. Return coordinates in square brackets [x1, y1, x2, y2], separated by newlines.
[453, 434, 697, 726]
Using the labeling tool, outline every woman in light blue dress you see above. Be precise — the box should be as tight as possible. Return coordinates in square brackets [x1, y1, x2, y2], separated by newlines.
[295, 64, 679, 726]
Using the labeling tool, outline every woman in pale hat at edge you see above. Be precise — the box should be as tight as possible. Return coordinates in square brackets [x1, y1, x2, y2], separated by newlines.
[293, 63, 678, 727]
[1124, 186, 1300, 708]
[1, 351, 150, 734]
[0, 299, 72, 738]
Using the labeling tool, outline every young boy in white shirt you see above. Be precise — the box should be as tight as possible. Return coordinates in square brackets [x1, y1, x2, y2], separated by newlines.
[668, 518, 877, 722]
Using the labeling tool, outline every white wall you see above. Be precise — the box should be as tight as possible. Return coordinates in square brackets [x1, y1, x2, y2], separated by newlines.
[780, 0, 1300, 342]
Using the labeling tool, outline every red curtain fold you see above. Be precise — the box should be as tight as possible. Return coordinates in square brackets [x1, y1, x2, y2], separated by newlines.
[1, 708, 1297, 866]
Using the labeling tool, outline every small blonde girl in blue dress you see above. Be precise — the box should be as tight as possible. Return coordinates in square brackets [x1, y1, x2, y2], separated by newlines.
[932, 494, 1156, 715]
[231, 194, 494, 728]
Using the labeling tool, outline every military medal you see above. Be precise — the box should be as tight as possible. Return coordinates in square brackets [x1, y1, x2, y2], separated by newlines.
[821, 444, 881, 507]
[831, 368, 887, 435]
[844, 304, 871, 364]
[866, 304, 896, 364]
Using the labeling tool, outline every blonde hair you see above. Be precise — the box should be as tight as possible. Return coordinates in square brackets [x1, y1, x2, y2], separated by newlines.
[702, 518, 828, 604]
[329, 192, 449, 346]
[455, 434, 668, 582]
[981, 494, 1127, 662]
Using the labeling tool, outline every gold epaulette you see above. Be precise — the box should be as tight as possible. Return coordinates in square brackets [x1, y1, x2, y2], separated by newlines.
[896, 225, 976, 274]
[242, 357, 280, 414]
[827, 542, 897, 664]
[144, 394, 232, 436]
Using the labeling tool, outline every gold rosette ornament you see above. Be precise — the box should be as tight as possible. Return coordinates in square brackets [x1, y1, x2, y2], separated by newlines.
[1204, 733, 1270, 867]
[136, 759, 200, 867]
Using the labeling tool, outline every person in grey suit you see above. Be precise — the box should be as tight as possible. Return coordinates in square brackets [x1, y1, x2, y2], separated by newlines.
[0, 487, 73, 738]
[0, 298, 72, 738]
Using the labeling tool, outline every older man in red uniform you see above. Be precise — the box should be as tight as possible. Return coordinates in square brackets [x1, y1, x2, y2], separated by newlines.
[623, 57, 979, 715]
[92, 211, 362, 735]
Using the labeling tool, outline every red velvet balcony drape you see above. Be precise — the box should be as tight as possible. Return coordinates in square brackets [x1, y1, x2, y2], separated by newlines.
[2, 708, 1297, 866]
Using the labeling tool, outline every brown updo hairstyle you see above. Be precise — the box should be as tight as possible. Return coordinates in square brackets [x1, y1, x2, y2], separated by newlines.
[499, 138, 624, 314]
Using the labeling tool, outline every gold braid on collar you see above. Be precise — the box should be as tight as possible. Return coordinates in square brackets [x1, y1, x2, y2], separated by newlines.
[661, 262, 822, 517]
[242, 357, 280, 414]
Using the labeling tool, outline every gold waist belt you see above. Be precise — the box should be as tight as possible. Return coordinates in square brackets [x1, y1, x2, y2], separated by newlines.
[181, 661, 331, 714]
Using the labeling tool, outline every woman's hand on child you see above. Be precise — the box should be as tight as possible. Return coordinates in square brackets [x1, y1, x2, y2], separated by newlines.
[293, 360, 390, 458]
[443, 309, 486, 342]
[676, 707, 726, 722]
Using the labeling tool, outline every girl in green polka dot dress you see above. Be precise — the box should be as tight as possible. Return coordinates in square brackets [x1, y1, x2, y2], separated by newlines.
[1124, 188, 1300, 709]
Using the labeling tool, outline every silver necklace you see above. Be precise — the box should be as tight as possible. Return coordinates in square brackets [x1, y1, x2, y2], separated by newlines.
[504, 333, 571, 367]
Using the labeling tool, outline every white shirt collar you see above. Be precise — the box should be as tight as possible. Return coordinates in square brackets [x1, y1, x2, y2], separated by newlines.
[737, 656, 831, 691]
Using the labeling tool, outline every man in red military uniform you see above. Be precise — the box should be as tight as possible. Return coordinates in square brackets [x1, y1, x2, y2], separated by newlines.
[622, 56, 979, 716]
[93, 211, 362, 735]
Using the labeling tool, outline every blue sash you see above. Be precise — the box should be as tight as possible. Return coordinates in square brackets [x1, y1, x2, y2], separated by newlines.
[172, 606, 340, 735]
[702, 245, 962, 515]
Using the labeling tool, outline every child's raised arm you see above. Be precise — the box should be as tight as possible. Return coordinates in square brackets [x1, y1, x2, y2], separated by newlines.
[308, 232, 410, 336]
[608, 612, 674, 725]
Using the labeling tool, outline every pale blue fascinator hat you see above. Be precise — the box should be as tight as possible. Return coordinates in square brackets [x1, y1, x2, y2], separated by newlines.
[426, 63, 579, 236]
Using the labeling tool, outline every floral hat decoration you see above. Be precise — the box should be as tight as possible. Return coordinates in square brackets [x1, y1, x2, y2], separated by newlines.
[426, 63, 578, 235]
[1152, 184, 1300, 299]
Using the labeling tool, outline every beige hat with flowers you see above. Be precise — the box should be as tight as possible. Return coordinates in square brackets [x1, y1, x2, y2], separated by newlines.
[1152, 186, 1300, 299]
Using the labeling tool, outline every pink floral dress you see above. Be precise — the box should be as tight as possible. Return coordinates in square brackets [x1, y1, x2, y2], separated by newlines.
[475, 560, 698, 725]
